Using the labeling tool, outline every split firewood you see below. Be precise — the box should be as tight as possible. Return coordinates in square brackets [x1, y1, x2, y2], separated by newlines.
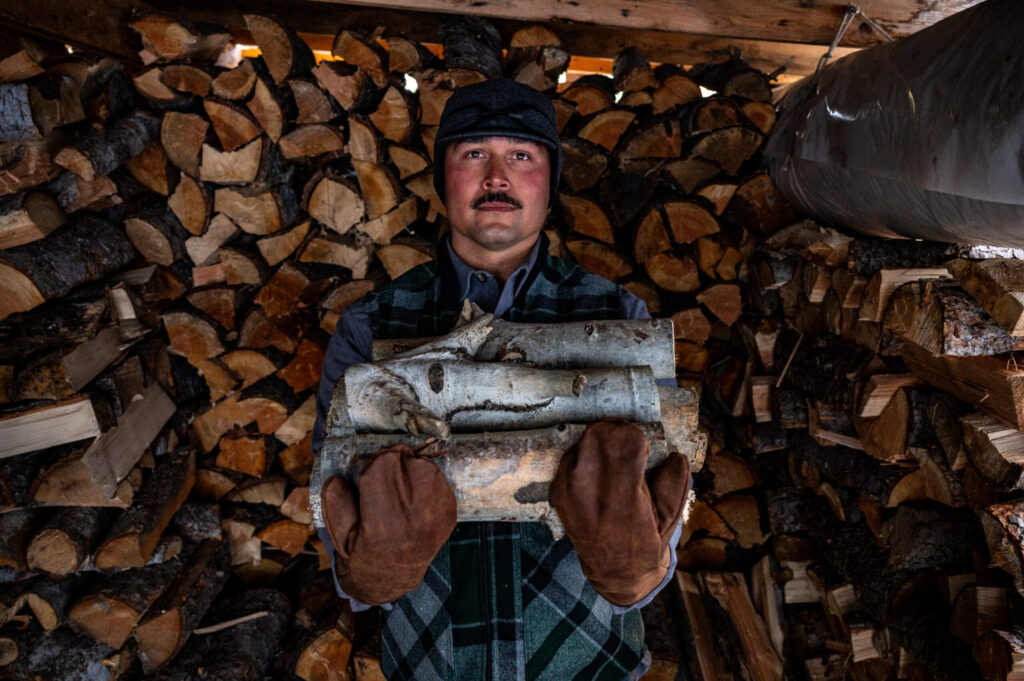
[612, 47, 655, 92]
[220, 245, 269, 285]
[130, 12, 232, 63]
[617, 119, 683, 167]
[134, 538, 231, 672]
[0, 189, 65, 249]
[578, 108, 636, 152]
[689, 96, 744, 133]
[69, 557, 182, 648]
[93, 449, 195, 570]
[191, 389, 292, 452]
[54, 111, 159, 182]
[961, 413, 1024, 492]
[24, 575, 77, 631]
[186, 287, 239, 330]
[160, 63, 212, 98]
[563, 74, 614, 116]
[560, 137, 608, 192]
[907, 280, 1024, 356]
[225, 476, 286, 506]
[314, 61, 377, 113]
[376, 237, 435, 279]
[857, 267, 951, 323]
[948, 258, 1024, 337]
[567, 237, 632, 281]
[220, 348, 282, 389]
[244, 14, 314, 84]
[167, 174, 211, 238]
[369, 84, 418, 144]
[688, 126, 763, 175]
[247, 73, 289, 142]
[134, 66, 197, 109]
[279, 124, 345, 160]
[217, 429, 270, 477]
[256, 217, 310, 266]
[298, 231, 371, 278]
[9, 325, 122, 401]
[289, 78, 339, 125]
[126, 142, 173, 195]
[238, 306, 300, 354]
[212, 59, 257, 100]
[302, 167, 365, 235]
[163, 308, 225, 360]
[199, 137, 266, 185]
[202, 99, 260, 152]
[214, 183, 298, 235]
[0, 214, 134, 320]
[900, 340, 1024, 430]
[0, 37, 48, 83]
[0, 508, 42, 569]
[26, 506, 114, 575]
[975, 629, 1024, 681]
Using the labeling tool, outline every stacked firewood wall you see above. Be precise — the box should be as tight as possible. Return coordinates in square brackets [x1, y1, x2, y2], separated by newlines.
[6, 8, 1022, 681]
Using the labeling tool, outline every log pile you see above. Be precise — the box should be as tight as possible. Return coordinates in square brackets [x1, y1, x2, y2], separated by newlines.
[10, 8, 1015, 681]
[677, 200, 1024, 679]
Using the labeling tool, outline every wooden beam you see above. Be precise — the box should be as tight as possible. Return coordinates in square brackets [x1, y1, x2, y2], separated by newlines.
[0, 0, 143, 61]
[309, 0, 978, 47]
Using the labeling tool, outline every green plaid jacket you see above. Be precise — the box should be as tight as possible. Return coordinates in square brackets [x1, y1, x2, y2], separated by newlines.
[364, 235, 650, 681]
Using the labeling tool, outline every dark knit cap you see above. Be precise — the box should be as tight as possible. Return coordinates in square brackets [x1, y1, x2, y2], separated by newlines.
[432, 78, 562, 207]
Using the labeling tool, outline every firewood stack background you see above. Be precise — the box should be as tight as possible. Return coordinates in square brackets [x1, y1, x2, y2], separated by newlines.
[1, 8, 1023, 681]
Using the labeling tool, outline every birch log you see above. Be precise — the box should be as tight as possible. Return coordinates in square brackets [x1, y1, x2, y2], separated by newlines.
[343, 360, 661, 438]
[312, 422, 670, 538]
[373, 317, 676, 378]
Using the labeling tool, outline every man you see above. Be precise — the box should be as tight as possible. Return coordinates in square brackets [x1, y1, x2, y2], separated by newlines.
[314, 78, 690, 681]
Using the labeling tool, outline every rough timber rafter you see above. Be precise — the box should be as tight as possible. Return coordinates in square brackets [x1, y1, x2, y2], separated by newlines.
[0, 0, 975, 78]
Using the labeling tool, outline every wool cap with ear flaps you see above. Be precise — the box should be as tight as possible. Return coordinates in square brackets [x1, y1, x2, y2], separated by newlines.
[432, 77, 562, 208]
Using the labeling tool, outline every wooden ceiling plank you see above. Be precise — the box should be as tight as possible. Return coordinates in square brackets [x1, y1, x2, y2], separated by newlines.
[307, 0, 981, 48]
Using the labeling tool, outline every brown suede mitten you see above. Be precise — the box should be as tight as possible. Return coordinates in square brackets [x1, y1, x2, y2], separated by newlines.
[322, 444, 457, 605]
[549, 419, 692, 606]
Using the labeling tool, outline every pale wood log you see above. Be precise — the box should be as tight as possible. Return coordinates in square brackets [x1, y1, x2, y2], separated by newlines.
[906, 280, 1024, 357]
[688, 125, 762, 175]
[163, 309, 225, 360]
[369, 84, 418, 144]
[187, 287, 239, 330]
[221, 349, 281, 389]
[81, 382, 176, 499]
[300, 231, 373, 278]
[697, 283, 743, 325]
[566, 237, 632, 281]
[856, 374, 924, 418]
[314, 421, 672, 537]
[204, 99, 261, 152]
[373, 316, 675, 378]
[26, 506, 112, 575]
[93, 449, 195, 570]
[313, 61, 376, 112]
[645, 251, 700, 293]
[217, 430, 269, 477]
[126, 142, 172, 196]
[0, 395, 101, 459]
[257, 217, 311, 266]
[674, 571, 733, 681]
[344, 360, 660, 437]
[289, 78, 339, 124]
[191, 391, 291, 452]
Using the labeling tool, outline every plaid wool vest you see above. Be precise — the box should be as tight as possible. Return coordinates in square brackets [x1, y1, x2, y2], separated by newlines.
[363, 237, 648, 681]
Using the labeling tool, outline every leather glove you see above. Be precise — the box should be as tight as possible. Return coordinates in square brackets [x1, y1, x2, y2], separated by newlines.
[322, 444, 457, 605]
[550, 419, 691, 606]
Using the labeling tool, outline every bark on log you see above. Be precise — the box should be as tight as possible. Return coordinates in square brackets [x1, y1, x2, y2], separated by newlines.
[0, 214, 134, 320]
[0, 624, 125, 681]
[962, 413, 1024, 492]
[93, 449, 195, 570]
[343, 360, 661, 438]
[948, 259, 1024, 337]
[26, 506, 114, 575]
[130, 12, 231, 63]
[69, 557, 182, 648]
[134, 538, 230, 672]
[373, 316, 675, 378]
[54, 111, 159, 182]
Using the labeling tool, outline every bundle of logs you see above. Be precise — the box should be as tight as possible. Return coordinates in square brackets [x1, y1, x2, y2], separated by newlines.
[314, 307, 703, 539]
[0, 8, 790, 679]
[678, 210, 1024, 681]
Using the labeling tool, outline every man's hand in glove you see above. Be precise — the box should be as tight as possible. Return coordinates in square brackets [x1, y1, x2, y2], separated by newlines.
[321, 444, 457, 605]
[550, 419, 691, 607]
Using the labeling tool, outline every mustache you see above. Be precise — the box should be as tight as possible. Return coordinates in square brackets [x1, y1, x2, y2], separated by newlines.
[472, 192, 522, 209]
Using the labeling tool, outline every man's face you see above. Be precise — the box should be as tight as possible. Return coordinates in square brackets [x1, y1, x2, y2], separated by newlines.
[444, 136, 550, 254]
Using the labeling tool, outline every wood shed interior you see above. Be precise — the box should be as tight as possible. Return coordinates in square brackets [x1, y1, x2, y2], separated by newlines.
[2, 1, 1023, 680]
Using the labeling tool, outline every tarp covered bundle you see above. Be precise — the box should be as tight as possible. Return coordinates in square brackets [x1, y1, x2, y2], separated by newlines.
[765, 0, 1024, 247]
